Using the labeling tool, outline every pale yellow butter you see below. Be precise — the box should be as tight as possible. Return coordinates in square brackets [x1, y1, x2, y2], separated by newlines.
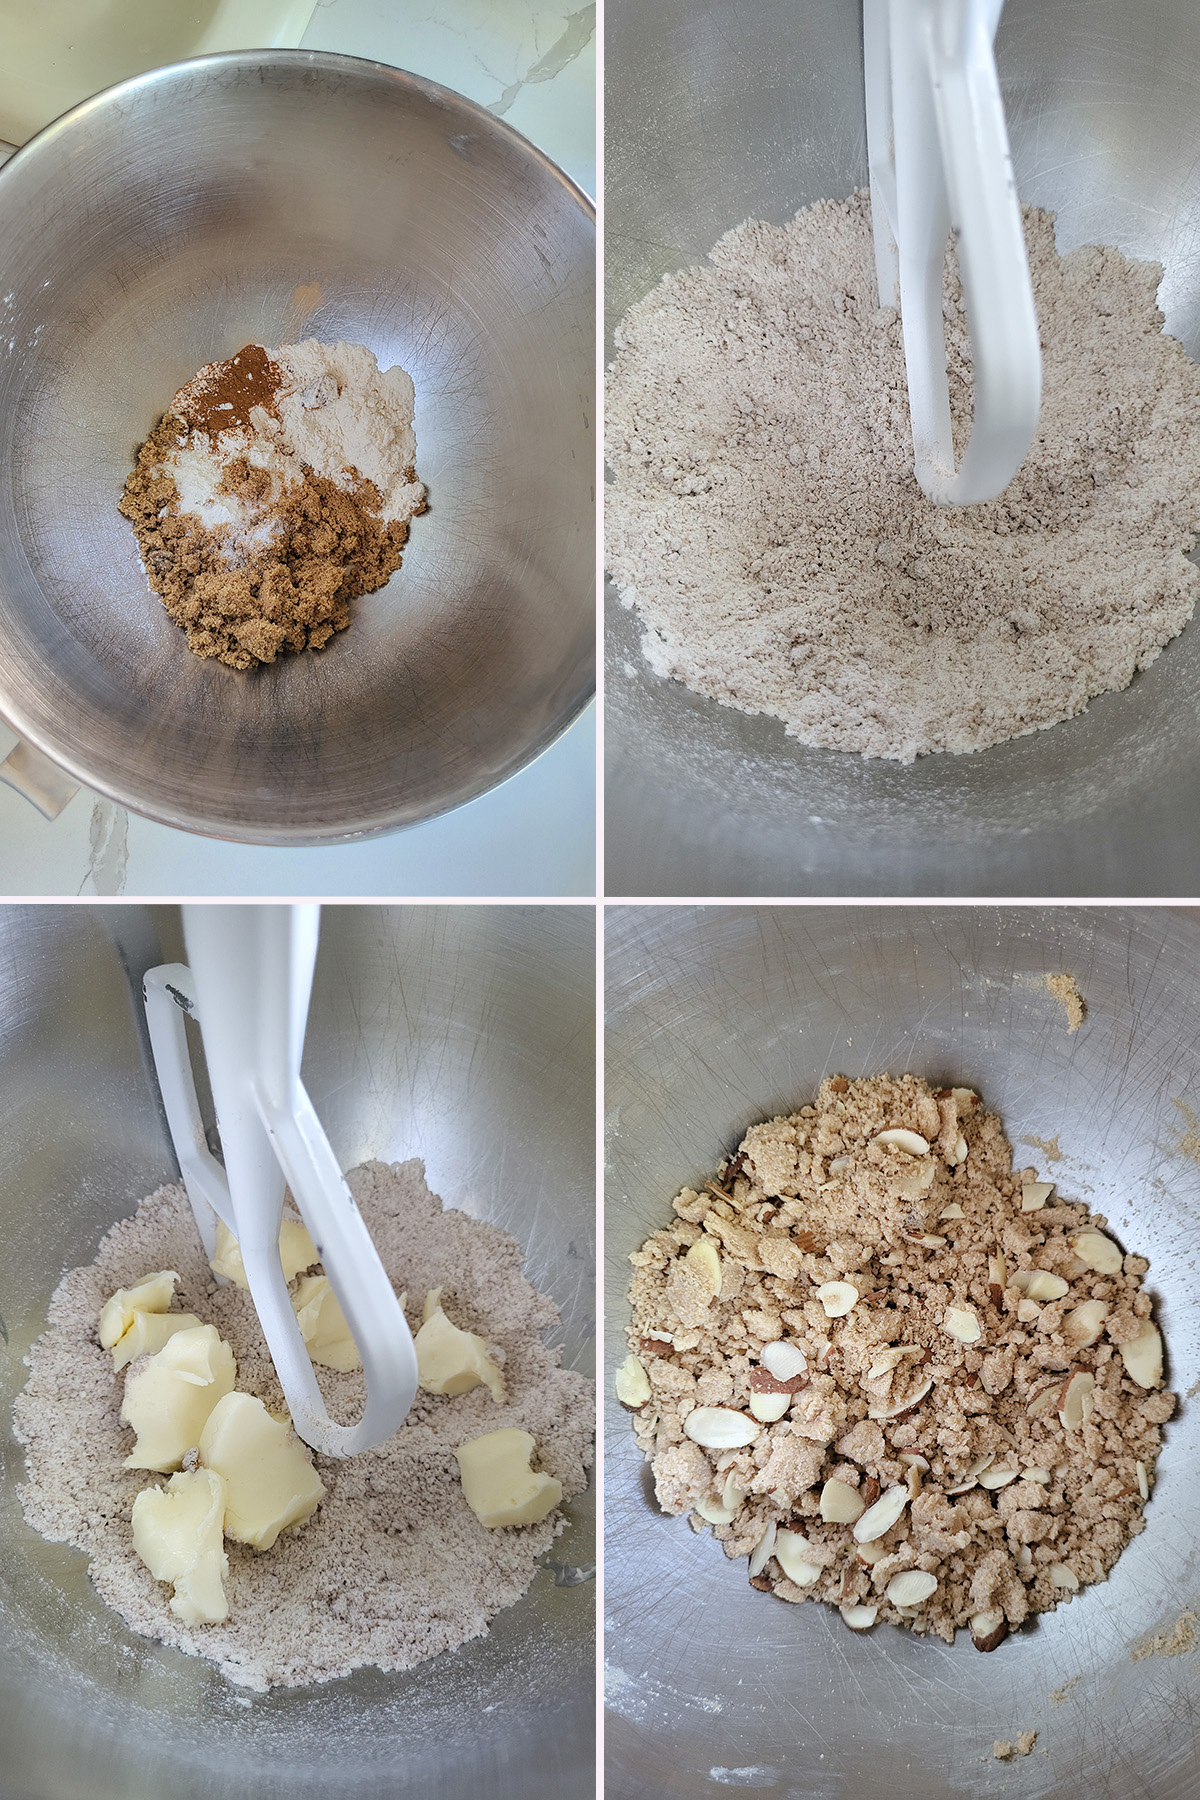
[98, 1270, 179, 1350]
[455, 1428, 562, 1528]
[131, 1466, 229, 1624]
[416, 1289, 504, 1402]
[121, 1325, 236, 1472]
[112, 1310, 204, 1372]
[210, 1216, 318, 1289]
[292, 1275, 360, 1372]
[198, 1391, 324, 1550]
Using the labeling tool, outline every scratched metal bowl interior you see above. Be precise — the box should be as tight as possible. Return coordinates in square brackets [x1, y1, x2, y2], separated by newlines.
[0, 905, 595, 1800]
[605, 906, 1200, 1800]
[605, 0, 1200, 896]
[0, 52, 594, 843]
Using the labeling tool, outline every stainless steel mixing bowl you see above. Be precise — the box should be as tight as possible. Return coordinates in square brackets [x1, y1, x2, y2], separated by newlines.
[606, 905, 1200, 1799]
[0, 904, 595, 1800]
[605, 0, 1200, 895]
[0, 52, 594, 843]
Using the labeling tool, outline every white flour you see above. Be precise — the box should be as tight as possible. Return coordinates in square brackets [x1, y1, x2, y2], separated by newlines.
[12, 1161, 593, 1692]
[606, 193, 1200, 761]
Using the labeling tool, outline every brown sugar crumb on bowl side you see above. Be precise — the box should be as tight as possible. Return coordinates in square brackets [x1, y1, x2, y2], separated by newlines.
[1131, 1608, 1198, 1661]
[623, 1074, 1174, 1648]
[1045, 974, 1087, 1034]
[994, 1730, 1038, 1760]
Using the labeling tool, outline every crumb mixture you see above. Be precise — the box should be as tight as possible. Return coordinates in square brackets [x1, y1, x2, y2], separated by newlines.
[993, 1730, 1037, 1760]
[1045, 973, 1086, 1034]
[622, 1075, 1174, 1647]
[120, 340, 426, 670]
[14, 1161, 593, 1691]
[606, 194, 1200, 761]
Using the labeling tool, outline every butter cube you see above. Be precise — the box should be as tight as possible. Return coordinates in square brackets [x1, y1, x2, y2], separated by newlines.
[210, 1216, 318, 1289]
[415, 1292, 504, 1402]
[131, 1467, 229, 1624]
[292, 1275, 360, 1372]
[198, 1391, 324, 1550]
[98, 1270, 179, 1350]
[121, 1325, 236, 1472]
[112, 1310, 204, 1371]
[455, 1428, 562, 1528]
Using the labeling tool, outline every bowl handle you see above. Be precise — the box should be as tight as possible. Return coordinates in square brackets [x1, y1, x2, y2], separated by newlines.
[0, 739, 79, 819]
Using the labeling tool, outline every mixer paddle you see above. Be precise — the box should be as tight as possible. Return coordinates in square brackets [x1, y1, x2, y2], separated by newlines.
[143, 904, 417, 1457]
[863, 0, 1042, 503]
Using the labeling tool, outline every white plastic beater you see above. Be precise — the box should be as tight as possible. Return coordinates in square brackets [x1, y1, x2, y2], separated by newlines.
[863, 0, 1042, 504]
[143, 904, 417, 1458]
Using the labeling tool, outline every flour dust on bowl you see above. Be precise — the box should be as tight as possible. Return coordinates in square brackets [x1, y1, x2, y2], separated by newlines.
[0, 52, 594, 842]
[605, 0, 1200, 896]
[0, 906, 595, 1800]
[605, 906, 1200, 1799]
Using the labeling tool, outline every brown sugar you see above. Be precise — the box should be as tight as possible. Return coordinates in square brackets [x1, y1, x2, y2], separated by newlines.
[120, 417, 415, 671]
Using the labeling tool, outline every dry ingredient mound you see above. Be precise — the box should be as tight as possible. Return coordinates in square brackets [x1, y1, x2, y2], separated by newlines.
[13, 1160, 593, 1691]
[624, 1075, 1175, 1646]
[119, 340, 427, 670]
[606, 194, 1200, 760]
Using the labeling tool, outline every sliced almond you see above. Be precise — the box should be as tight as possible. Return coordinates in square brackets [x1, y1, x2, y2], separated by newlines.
[614, 1354, 652, 1411]
[827, 1155, 853, 1177]
[939, 1202, 966, 1220]
[1024, 1467, 1052, 1484]
[684, 1407, 761, 1449]
[1058, 1369, 1095, 1432]
[853, 1485, 909, 1543]
[953, 1135, 969, 1165]
[695, 1492, 738, 1525]
[886, 1569, 938, 1607]
[1011, 1269, 1069, 1302]
[942, 1305, 982, 1344]
[866, 1344, 923, 1381]
[1071, 1230, 1123, 1276]
[1021, 1180, 1055, 1211]
[815, 1280, 858, 1318]
[978, 1465, 1020, 1491]
[748, 1366, 807, 1396]
[868, 1375, 932, 1421]
[775, 1529, 823, 1586]
[1017, 1299, 1042, 1323]
[1048, 1564, 1079, 1591]
[722, 1472, 747, 1511]
[1026, 1384, 1059, 1420]
[1136, 1460, 1149, 1501]
[874, 1128, 929, 1156]
[987, 1253, 1007, 1308]
[1119, 1319, 1163, 1389]
[819, 1477, 865, 1524]
[897, 1452, 930, 1471]
[970, 1611, 1008, 1652]
[760, 1340, 808, 1383]
[748, 1522, 776, 1579]
[856, 1538, 887, 1566]
[841, 1604, 879, 1630]
[748, 1390, 791, 1423]
[1062, 1299, 1108, 1348]
[685, 1236, 722, 1296]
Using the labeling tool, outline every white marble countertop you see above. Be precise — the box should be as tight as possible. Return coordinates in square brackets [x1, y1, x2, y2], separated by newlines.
[0, 0, 595, 897]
